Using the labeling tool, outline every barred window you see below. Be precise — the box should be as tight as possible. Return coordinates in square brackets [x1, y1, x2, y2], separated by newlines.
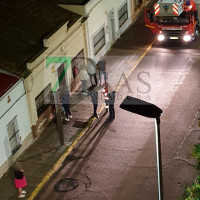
[35, 84, 51, 117]
[7, 116, 21, 154]
[119, 3, 128, 28]
[93, 28, 105, 55]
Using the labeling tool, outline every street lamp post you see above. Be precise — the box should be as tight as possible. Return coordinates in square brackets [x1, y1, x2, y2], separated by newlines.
[120, 96, 163, 200]
[155, 117, 163, 200]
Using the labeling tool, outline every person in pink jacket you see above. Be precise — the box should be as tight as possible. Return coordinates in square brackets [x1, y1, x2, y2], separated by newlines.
[13, 162, 27, 198]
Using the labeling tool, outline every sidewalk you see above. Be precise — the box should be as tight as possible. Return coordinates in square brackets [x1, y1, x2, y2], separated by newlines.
[0, 20, 155, 200]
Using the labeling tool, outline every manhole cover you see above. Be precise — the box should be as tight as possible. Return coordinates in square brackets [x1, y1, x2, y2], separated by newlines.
[55, 178, 78, 192]
[73, 121, 88, 128]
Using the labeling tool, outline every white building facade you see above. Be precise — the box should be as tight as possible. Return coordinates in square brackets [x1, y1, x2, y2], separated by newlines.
[0, 75, 31, 177]
[0, 1, 87, 175]
[25, 18, 87, 136]
[60, 0, 132, 61]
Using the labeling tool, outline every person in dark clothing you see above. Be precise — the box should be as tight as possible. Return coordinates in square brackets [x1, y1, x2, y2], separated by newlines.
[90, 89, 99, 118]
[97, 56, 107, 85]
[61, 92, 72, 121]
[13, 162, 27, 198]
[108, 91, 115, 121]
[105, 99, 109, 113]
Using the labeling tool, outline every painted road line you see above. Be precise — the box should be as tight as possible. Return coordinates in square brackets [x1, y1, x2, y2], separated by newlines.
[28, 39, 155, 200]
[115, 39, 156, 92]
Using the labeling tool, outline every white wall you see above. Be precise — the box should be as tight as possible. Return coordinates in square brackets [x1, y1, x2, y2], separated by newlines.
[0, 80, 31, 166]
[25, 21, 87, 126]
[85, 0, 132, 60]
[55, 0, 132, 61]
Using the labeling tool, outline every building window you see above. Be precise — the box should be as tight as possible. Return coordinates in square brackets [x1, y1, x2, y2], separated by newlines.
[93, 28, 105, 55]
[7, 116, 21, 154]
[119, 3, 128, 28]
[35, 84, 52, 117]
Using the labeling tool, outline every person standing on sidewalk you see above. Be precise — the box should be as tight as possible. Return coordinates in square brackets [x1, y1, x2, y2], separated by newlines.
[87, 58, 97, 86]
[90, 87, 99, 118]
[108, 91, 116, 121]
[13, 162, 27, 198]
[102, 86, 109, 113]
[79, 68, 89, 93]
[97, 56, 107, 86]
[61, 91, 72, 121]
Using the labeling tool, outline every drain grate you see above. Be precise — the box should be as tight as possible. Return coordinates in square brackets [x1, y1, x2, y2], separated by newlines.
[73, 121, 88, 128]
[55, 178, 78, 192]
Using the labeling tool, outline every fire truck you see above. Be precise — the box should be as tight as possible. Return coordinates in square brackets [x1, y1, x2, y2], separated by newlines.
[145, 0, 200, 41]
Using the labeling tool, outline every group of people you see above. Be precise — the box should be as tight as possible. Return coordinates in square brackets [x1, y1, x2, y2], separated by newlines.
[87, 57, 115, 121]
[90, 87, 115, 121]
[12, 57, 115, 199]
[59, 56, 115, 122]
[80, 57, 107, 93]
[60, 86, 115, 122]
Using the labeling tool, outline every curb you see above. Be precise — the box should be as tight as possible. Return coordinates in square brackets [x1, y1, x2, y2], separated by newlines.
[27, 116, 95, 200]
[27, 39, 155, 200]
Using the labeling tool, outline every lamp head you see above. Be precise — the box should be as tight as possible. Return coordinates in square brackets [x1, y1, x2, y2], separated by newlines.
[120, 96, 163, 119]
